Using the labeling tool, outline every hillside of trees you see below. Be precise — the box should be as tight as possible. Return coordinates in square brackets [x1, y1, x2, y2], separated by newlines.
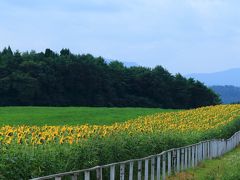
[0, 47, 220, 108]
[211, 85, 240, 104]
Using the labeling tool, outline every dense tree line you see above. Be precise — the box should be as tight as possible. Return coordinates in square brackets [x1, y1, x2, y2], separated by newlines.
[0, 47, 221, 108]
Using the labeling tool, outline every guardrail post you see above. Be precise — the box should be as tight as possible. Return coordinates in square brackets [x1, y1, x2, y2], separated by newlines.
[197, 144, 200, 162]
[188, 147, 191, 168]
[207, 141, 209, 158]
[195, 145, 198, 166]
[120, 164, 125, 180]
[181, 148, 184, 170]
[218, 140, 220, 157]
[162, 153, 166, 180]
[222, 140, 225, 154]
[211, 141, 213, 158]
[191, 145, 194, 167]
[184, 148, 188, 169]
[215, 140, 218, 158]
[110, 165, 115, 180]
[215, 140, 217, 157]
[202, 142, 205, 160]
[177, 149, 180, 172]
[157, 155, 161, 180]
[84, 171, 90, 180]
[151, 157, 155, 180]
[224, 140, 227, 154]
[168, 151, 171, 176]
[144, 159, 149, 180]
[172, 150, 177, 172]
[205, 142, 208, 159]
[129, 162, 134, 180]
[71, 173, 78, 180]
[200, 143, 203, 161]
[96, 167, 102, 180]
[228, 139, 230, 152]
[199, 143, 202, 161]
[138, 160, 142, 180]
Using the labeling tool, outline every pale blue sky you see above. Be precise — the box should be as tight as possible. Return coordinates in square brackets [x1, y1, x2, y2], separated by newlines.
[1, 0, 240, 74]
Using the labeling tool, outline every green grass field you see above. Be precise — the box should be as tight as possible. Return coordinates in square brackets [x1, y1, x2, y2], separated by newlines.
[168, 146, 240, 180]
[0, 106, 174, 126]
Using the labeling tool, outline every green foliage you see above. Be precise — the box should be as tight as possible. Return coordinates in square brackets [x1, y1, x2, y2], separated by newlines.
[0, 47, 220, 108]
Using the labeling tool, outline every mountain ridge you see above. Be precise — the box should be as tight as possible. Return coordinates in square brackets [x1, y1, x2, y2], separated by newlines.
[210, 85, 240, 104]
[186, 68, 240, 87]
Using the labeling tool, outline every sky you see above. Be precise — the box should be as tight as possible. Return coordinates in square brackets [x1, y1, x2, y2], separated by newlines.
[1, 0, 240, 74]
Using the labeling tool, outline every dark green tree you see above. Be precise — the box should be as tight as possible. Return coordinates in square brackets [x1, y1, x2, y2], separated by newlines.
[0, 47, 221, 108]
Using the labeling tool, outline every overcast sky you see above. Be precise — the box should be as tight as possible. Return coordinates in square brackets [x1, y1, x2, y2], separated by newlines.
[1, 0, 240, 74]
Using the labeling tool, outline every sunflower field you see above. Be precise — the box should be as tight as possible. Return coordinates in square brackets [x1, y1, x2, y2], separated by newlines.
[0, 105, 240, 179]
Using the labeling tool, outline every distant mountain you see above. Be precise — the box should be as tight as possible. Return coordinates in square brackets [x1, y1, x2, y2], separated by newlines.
[210, 85, 240, 104]
[104, 58, 138, 67]
[187, 68, 240, 87]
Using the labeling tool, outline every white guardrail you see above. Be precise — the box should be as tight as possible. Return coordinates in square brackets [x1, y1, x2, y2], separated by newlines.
[31, 130, 240, 180]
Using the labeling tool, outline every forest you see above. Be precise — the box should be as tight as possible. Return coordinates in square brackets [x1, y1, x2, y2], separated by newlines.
[0, 47, 220, 108]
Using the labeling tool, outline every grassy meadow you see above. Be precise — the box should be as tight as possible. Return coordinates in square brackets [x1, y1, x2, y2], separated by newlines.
[0, 106, 174, 126]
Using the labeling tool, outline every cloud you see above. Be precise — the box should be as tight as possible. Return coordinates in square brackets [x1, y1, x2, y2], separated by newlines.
[1, 0, 240, 73]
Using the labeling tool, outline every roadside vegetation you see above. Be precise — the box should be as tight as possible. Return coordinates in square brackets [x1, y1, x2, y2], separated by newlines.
[0, 105, 239, 179]
[168, 146, 240, 180]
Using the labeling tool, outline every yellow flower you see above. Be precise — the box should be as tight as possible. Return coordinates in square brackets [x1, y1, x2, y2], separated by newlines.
[0, 104, 239, 145]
